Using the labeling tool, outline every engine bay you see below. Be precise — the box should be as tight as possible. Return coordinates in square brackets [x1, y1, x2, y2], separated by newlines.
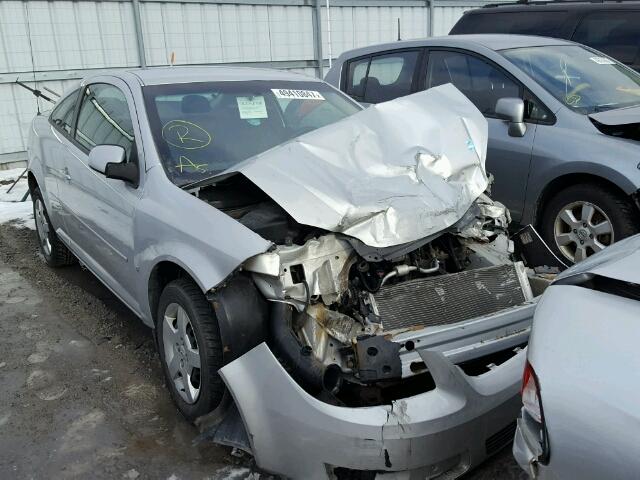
[195, 176, 540, 406]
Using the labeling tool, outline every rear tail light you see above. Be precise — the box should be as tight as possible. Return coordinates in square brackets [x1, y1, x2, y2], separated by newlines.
[520, 360, 550, 463]
[521, 361, 542, 423]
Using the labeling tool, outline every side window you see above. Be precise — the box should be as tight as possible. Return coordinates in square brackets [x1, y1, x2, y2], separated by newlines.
[346, 57, 370, 100]
[451, 11, 568, 37]
[345, 50, 420, 103]
[426, 50, 521, 116]
[49, 90, 79, 136]
[572, 11, 640, 67]
[75, 84, 135, 160]
[524, 90, 553, 124]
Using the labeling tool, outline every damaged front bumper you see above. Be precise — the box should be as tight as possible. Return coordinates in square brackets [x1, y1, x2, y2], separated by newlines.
[219, 339, 528, 479]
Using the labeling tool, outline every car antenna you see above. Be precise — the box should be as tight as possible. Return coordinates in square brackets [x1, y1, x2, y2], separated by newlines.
[15, 79, 55, 105]
[15, 3, 57, 114]
[397, 18, 401, 41]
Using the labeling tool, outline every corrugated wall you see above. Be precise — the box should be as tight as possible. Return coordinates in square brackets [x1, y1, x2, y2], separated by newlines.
[0, 0, 503, 160]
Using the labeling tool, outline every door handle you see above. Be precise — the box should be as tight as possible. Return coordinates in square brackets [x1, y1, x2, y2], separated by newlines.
[63, 168, 71, 183]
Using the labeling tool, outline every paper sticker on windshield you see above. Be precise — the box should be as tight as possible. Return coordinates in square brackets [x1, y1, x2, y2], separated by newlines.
[236, 96, 268, 119]
[590, 56, 616, 65]
[271, 89, 325, 100]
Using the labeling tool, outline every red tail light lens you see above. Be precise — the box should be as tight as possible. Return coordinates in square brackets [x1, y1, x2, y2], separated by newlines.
[521, 361, 542, 423]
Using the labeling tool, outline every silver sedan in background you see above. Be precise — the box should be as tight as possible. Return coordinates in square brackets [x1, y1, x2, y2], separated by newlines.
[514, 234, 640, 478]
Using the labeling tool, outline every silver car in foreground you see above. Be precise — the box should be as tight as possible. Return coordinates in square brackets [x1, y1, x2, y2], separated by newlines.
[28, 67, 544, 478]
[514, 235, 640, 479]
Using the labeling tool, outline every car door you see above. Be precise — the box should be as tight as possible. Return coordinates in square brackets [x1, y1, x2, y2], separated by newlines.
[424, 49, 538, 223]
[57, 79, 144, 315]
[43, 89, 80, 230]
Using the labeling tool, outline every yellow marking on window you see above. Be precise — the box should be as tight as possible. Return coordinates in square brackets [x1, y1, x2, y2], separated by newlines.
[175, 155, 207, 173]
[162, 120, 212, 150]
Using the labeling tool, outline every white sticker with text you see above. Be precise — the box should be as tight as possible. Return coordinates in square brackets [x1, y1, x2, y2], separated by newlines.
[590, 56, 616, 65]
[236, 96, 268, 119]
[271, 88, 325, 100]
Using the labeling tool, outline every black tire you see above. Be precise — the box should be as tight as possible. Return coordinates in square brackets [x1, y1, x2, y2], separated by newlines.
[541, 183, 639, 264]
[31, 187, 75, 267]
[156, 278, 225, 423]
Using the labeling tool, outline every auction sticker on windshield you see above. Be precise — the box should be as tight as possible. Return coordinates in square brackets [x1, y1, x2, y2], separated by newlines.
[236, 96, 268, 119]
[271, 89, 325, 100]
[590, 56, 616, 65]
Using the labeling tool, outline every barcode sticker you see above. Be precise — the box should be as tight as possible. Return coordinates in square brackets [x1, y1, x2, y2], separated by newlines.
[271, 89, 325, 100]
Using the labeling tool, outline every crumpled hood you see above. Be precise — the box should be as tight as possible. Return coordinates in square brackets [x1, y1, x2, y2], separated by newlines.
[217, 83, 489, 248]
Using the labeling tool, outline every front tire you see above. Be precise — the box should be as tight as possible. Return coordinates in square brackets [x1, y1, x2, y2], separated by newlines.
[32, 187, 75, 267]
[156, 278, 225, 423]
[541, 183, 639, 264]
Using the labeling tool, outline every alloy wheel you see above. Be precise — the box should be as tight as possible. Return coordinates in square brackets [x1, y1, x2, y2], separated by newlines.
[553, 201, 613, 263]
[162, 303, 201, 404]
[34, 198, 52, 257]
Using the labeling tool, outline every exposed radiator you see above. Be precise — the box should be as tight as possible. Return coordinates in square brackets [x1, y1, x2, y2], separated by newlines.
[371, 263, 531, 331]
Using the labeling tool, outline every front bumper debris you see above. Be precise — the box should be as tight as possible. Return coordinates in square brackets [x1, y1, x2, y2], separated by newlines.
[219, 342, 527, 479]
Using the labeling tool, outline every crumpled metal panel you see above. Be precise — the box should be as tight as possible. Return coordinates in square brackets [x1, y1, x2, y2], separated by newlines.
[218, 84, 488, 248]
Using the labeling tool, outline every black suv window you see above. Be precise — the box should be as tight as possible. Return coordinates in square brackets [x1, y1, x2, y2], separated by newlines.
[451, 11, 568, 37]
[426, 50, 521, 116]
[75, 84, 135, 159]
[572, 11, 640, 69]
[345, 50, 420, 103]
[49, 90, 78, 136]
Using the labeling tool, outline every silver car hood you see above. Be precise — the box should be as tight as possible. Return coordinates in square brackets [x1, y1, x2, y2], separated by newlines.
[556, 233, 640, 284]
[213, 84, 489, 248]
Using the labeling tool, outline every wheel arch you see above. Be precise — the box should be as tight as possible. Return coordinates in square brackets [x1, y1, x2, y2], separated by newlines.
[534, 173, 637, 231]
[27, 171, 39, 193]
[148, 260, 203, 328]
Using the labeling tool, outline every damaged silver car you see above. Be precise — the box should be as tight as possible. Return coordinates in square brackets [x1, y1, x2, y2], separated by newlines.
[27, 67, 545, 478]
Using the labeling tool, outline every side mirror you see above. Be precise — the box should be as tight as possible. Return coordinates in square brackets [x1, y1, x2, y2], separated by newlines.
[495, 97, 527, 138]
[88, 145, 139, 186]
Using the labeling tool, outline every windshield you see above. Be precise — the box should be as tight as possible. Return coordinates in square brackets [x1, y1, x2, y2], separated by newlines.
[502, 45, 640, 114]
[144, 80, 361, 186]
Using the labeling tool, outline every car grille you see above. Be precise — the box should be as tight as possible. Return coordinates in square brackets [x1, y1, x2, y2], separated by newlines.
[486, 421, 517, 456]
[372, 263, 529, 331]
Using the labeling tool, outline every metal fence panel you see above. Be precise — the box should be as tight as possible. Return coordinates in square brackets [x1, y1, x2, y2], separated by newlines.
[320, 5, 429, 60]
[0, 0, 503, 161]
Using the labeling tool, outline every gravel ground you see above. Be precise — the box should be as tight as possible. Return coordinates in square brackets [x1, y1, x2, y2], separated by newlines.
[0, 223, 526, 480]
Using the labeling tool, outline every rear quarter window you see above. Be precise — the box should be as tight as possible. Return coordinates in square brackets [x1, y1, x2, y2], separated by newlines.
[451, 11, 568, 37]
[344, 50, 420, 104]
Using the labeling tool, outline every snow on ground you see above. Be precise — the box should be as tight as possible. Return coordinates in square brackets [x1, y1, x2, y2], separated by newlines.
[0, 167, 35, 230]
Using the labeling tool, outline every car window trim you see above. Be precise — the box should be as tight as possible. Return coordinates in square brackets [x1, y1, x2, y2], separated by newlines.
[422, 47, 556, 125]
[341, 47, 424, 103]
[71, 82, 139, 166]
[48, 89, 81, 140]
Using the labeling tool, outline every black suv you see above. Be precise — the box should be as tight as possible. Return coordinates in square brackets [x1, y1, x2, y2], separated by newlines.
[450, 1, 640, 72]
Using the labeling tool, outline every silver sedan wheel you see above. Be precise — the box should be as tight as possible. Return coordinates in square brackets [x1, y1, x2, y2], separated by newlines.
[34, 198, 52, 257]
[553, 201, 614, 263]
[162, 303, 201, 404]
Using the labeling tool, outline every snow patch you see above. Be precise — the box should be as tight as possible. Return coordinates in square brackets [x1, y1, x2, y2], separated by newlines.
[0, 168, 34, 230]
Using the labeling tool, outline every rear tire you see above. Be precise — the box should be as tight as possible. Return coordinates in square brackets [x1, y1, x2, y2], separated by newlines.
[32, 187, 75, 267]
[541, 183, 639, 264]
[156, 278, 226, 423]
